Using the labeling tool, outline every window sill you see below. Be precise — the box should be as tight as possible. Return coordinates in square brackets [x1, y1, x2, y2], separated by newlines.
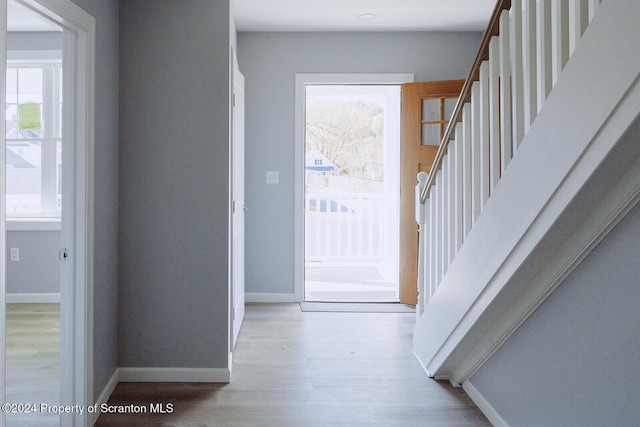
[6, 218, 61, 231]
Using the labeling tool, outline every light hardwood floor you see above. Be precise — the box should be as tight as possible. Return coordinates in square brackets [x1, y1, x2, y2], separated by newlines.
[96, 303, 489, 426]
[5, 303, 60, 427]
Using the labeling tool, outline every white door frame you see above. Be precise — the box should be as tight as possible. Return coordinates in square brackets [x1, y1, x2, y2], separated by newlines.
[0, 3, 7, 420]
[1, 1, 95, 426]
[293, 73, 414, 302]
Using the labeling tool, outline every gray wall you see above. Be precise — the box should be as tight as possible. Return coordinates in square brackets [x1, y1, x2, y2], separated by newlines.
[6, 231, 60, 294]
[237, 31, 481, 295]
[469, 200, 640, 425]
[70, 0, 120, 400]
[7, 31, 63, 50]
[118, 0, 231, 369]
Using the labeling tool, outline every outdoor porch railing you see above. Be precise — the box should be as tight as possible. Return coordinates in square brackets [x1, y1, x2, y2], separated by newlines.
[305, 193, 390, 261]
[416, 0, 603, 316]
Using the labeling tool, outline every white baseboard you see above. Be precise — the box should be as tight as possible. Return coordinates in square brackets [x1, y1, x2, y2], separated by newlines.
[245, 292, 295, 303]
[6, 293, 60, 303]
[118, 367, 230, 383]
[90, 369, 120, 425]
[463, 379, 510, 427]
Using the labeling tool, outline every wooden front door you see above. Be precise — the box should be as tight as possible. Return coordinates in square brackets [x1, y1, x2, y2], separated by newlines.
[399, 80, 464, 304]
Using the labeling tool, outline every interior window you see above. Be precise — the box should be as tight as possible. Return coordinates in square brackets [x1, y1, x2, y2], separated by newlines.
[5, 61, 62, 218]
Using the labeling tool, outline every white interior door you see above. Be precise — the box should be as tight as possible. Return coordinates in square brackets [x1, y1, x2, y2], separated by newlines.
[231, 51, 245, 349]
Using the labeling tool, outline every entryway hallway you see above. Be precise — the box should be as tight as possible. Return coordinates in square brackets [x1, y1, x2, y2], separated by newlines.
[97, 303, 489, 426]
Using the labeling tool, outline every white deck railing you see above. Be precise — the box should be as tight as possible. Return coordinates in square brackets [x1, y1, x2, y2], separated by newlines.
[416, 0, 603, 316]
[305, 193, 390, 261]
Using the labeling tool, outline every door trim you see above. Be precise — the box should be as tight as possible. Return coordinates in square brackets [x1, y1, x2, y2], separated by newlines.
[294, 73, 414, 302]
[230, 47, 245, 351]
[0, 2, 7, 420]
[1, 1, 95, 426]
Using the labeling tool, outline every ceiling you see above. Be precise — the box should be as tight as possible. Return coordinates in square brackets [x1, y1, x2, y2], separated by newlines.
[8, 0, 495, 33]
[8, 2, 60, 31]
[234, 0, 496, 32]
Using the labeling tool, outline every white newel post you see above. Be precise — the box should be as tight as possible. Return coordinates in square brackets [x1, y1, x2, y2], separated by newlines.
[416, 172, 429, 318]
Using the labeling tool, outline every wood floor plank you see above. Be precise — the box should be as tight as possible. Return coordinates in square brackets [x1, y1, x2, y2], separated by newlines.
[5, 303, 60, 427]
[96, 303, 489, 426]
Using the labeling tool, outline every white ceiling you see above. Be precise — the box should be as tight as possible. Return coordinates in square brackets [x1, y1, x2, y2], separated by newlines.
[8, 2, 60, 32]
[234, 0, 496, 32]
[8, 0, 495, 33]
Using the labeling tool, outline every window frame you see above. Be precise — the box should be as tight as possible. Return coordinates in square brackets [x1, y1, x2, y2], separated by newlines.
[6, 50, 62, 224]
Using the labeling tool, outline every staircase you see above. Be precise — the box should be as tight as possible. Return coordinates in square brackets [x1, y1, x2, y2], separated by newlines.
[413, 0, 640, 397]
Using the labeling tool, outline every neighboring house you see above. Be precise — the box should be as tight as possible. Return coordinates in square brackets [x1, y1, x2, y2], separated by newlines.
[6, 144, 37, 169]
[305, 150, 339, 175]
[305, 149, 339, 188]
[6, 0, 639, 425]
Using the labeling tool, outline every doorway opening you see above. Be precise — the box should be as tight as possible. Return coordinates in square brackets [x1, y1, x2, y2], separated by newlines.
[5, 3, 63, 426]
[302, 84, 402, 302]
[2, 0, 95, 426]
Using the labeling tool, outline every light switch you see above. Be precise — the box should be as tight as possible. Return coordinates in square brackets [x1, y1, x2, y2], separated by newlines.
[10, 248, 19, 262]
[266, 171, 279, 185]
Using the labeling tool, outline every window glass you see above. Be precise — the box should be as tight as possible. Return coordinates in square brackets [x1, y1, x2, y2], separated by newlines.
[6, 104, 19, 137]
[6, 143, 42, 214]
[6, 68, 17, 103]
[56, 140, 62, 213]
[6, 63, 61, 217]
[18, 68, 43, 103]
[57, 66, 63, 138]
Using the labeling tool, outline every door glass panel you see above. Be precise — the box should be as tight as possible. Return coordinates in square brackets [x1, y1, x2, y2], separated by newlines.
[422, 123, 441, 146]
[444, 98, 457, 121]
[421, 99, 440, 121]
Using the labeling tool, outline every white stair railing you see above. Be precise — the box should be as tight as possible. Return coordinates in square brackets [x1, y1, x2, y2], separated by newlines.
[416, 0, 602, 314]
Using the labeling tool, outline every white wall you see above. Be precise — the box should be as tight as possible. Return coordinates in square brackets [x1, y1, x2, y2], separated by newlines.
[237, 31, 481, 297]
